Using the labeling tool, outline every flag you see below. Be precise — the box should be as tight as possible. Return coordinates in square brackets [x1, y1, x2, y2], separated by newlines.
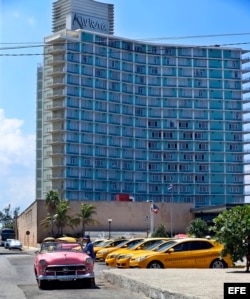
[168, 184, 173, 191]
[150, 203, 159, 214]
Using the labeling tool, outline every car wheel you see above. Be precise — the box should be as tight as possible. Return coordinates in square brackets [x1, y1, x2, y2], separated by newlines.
[210, 259, 227, 268]
[147, 261, 163, 269]
[77, 278, 94, 288]
[37, 279, 49, 290]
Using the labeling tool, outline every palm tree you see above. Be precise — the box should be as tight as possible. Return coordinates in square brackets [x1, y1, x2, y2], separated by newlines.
[45, 190, 60, 215]
[73, 203, 99, 236]
[54, 200, 73, 236]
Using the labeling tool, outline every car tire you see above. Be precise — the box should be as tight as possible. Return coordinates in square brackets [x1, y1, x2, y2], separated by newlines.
[147, 261, 164, 269]
[37, 279, 49, 290]
[77, 278, 93, 288]
[210, 259, 227, 269]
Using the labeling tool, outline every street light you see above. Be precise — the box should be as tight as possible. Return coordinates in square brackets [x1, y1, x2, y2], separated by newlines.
[108, 218, 112, 239]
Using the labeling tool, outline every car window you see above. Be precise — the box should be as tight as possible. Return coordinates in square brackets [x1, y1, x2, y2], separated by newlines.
[126, 239, 144, 249]
[190, 241, 213, 250]
[155, 240, 177, 252]
[173, 241, 191, 252]
[143, 240, 164, 250]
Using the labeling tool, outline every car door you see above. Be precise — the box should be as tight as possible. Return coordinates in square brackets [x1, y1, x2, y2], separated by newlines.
[163, 241, 193, 268]
[189, 240, 214, 268]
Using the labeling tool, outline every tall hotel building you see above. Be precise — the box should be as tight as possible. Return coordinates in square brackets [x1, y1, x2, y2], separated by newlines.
[36, 0, 249, 207]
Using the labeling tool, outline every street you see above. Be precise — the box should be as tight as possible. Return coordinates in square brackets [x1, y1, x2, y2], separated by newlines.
[0, 246, 148, 299]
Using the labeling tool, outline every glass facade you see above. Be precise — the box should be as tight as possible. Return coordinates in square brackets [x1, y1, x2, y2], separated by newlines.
[36, 29, 248, 206]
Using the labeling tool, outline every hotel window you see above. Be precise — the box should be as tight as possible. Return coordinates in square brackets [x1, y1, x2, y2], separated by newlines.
[163, 131, 173, 139]
[136, 65, 144, 73]
[199, 185, 209, 192]
[179, 121, 188, 128]
[138, 183, 147, 192]
[148, 120, 158, 127]
[168, 164, 177, 171]
[197, 100, 208, 108]
[180, 164, 189, 171]
[234, 133, 242, 141]
[199, 143, 208, 150]
[149, 185, 159, 192]
[95, 159, 103, 167]
[195, 175, 205, 182]
[152, 174, 161, 181]
[137, 140, 147, 148]
[194, 110, 205, 118]
[230, 186, 240, 193]
[168, 142, 177, 149]
[163, 153, 173, 161]
[195, 132, 204, 139]
[198, 121, 208, 129]
[152, 152, 161, 160]
[180, 185, 189, 192]
[183, 175, 193, 181]
[111, 182, 120, 191]
[199, 164, 209, 171]
[230, 144, 239, 151]
[232, 112, 241, 120]
[135, 150, 144, 159]
[234, 175, 243, 183]
[183, 132, 193, 139]
[180, 142, 189, 150]
[138, 162, 147, 170]
[122, 161, 131, 169]
[148, 141, 158, 149]
[233, 154, 242, 161]
[184, 154, 193, 160]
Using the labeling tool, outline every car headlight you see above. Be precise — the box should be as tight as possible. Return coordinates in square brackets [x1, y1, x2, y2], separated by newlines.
[118, 254, 133, 259]
[39, 259, 47, 266]
[100, 249, 108, 255]
[134, 255, 148, 262]
[108, 253, 119, 259]
[86, 257, 94, 264]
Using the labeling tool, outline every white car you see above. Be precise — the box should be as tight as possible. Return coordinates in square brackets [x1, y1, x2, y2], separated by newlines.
[8, 239, 22, 250]
[4, 239, 14, 249]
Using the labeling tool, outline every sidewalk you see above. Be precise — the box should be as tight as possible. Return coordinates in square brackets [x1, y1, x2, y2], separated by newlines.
[101, 267, 250, 299]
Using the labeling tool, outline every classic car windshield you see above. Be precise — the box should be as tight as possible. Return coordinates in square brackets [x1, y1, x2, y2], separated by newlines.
[40, 241, 82, 252]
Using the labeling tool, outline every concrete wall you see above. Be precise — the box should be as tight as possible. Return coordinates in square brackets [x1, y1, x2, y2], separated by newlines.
[17, 200, 194, 247]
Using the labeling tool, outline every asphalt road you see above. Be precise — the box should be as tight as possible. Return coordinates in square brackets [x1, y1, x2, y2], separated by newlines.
[0, 246, 149, 299]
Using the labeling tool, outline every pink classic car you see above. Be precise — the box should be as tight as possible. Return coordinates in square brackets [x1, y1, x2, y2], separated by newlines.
[34, 241, 95, 289]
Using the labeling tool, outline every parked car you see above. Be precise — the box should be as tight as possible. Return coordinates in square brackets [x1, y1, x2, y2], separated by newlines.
[105, 238, 148, 267]
[34, 241, 95, 289]
[115, 238, 170, 268]
[129, 238, 233, 269]
[93, 239, 128, 254]
[8, 239, 22, 250]
[4, 239, 14, 249]
[96, 238, 145, 262]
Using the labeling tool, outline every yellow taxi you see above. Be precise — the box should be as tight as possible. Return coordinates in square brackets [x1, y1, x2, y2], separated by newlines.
[115, 238, 170, 268]
[96, 238, 145, 262]
[93, 238, 128, 254]
[129, 238, 233, 269]
[105, 238, 146, 267]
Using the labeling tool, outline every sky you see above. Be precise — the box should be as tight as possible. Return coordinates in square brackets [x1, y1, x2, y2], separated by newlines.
[0, 0, 250, 214]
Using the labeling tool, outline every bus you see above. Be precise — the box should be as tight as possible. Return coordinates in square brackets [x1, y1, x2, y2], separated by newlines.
[0, 228, 15, 246]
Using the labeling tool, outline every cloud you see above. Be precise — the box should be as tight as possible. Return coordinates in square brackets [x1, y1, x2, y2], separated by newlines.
[0, 109, 35, 211]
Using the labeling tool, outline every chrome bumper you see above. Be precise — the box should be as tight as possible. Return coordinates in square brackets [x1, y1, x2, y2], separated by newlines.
[37, 272, 95, 281]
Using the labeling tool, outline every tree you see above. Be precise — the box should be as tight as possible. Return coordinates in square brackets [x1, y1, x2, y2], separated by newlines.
[0, 204, 20, 228]
[45, 190, 60, 215]
[54, 200, 73, 236]
[186, 218, 209, 238]
[73, 203, 99, 236]
[211, 205, 250, 263]
[151, 224, 169, 238]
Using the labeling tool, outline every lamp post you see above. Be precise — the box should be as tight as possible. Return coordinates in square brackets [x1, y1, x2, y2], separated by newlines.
[108, 218, 112, 239]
